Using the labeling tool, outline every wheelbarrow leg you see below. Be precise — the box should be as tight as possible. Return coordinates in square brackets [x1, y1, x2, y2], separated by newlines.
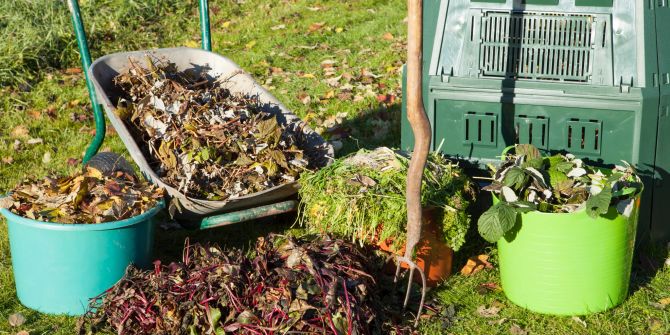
[67, 0, 105, 165]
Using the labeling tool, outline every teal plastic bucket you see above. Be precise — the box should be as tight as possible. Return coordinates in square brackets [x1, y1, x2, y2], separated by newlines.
[2, 201, 163, 316]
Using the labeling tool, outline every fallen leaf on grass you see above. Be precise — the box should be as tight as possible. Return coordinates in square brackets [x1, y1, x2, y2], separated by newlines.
[17, 331, 30, 335]
[26, 138, 43, 145]
[11, 125, 29, 138]
[488, 318, 507, 325]
[510, 324, 528, 335]
[382, 32, 394, 41]
[572, 316, 587, 328]
[476, 305, 501, 318]
[27, 110, 41, 119]
[42, 152, 51, 164]
[460, 254, 494, 275]
[270, 24, 286, 30]
[8, 312, 26, 327]
[245, 40, 257, 50]
[297, 92, 311, 105]
[477, 282, 502, 294]
[308, 22, 325, 32]
[2, 156, 13, 164]
[64, 67, 82, 74]
[67, 158, 81, 166]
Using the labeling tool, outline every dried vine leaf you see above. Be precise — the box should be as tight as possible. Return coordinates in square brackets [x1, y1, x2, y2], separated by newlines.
[113, 56, 312, 201]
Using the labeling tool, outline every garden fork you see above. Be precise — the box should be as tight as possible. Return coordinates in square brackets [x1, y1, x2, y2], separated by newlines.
[393, 0, 430, 326]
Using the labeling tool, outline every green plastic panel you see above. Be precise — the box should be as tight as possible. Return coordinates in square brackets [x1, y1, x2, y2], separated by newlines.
[521, 0, 559, 5]
[575, 0, 613, 7]
[432, 99, 636, 164]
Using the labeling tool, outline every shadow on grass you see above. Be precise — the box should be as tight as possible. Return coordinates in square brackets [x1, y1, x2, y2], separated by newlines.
[335, 102, 401, 157]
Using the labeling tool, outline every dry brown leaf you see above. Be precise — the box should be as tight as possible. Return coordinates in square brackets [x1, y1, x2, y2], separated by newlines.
[297, 92, 311, 105]
[64, 67, 82, 74]
[2, 156, 13, 164]
[27, 109, 41, 119]
[382, 32, 394, 41]
[8, 313, 26, 327]
[460, 254, 494, 275]
[510, 324, 528, 335]
[308, 22, 325, 32]
[11, 125, 29, 138]
[476, 305, 500, 318]
[16, 331, 30, 335]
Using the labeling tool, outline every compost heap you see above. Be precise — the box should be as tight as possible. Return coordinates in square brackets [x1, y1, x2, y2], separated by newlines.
[0, 167, 163, 223]
[113, 56, 310, 201]
[80, 234, 410, 335]
[298, 147, 475, 252]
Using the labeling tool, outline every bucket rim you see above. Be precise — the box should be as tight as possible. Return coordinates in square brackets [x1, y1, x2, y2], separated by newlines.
[1, 200, 164, 231]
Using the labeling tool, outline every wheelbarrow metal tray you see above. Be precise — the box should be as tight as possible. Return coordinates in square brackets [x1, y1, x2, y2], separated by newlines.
[89, 47, 333, 220]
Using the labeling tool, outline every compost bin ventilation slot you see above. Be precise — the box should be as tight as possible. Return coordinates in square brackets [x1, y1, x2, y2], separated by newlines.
[479, 11, 595, 83]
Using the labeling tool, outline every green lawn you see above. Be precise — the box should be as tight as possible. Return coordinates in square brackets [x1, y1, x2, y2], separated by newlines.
[0, 1, 669, 334]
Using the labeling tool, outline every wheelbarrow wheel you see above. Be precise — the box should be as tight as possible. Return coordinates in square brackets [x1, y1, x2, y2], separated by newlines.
[85, 152, 136, 177]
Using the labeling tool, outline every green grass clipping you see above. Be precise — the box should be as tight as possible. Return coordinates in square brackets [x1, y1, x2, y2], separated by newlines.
[298, 147, 476, 252]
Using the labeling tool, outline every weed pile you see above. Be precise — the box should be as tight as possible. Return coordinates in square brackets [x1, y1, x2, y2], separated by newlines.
[114, 57, 313, 201]
[80, 235, 407, 335]
[299, 147, 475, 252]
[0, 167, 163, 223]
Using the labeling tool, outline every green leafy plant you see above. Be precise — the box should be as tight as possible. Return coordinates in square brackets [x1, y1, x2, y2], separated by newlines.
[477, 144, 643, 243]
[298, 147, 476, 252]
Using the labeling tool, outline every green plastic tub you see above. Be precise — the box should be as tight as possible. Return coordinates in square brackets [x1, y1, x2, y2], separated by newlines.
[2, 201, 163, 316]
[497, 199, 639, 315]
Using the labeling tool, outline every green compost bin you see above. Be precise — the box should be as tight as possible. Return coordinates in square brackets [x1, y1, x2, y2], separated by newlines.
[497, 200, 639, 315]
[2, 201, 163, 316]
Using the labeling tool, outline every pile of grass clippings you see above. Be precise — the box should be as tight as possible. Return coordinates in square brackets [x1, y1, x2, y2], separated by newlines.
[79, 234, 408, 335]
[113, 56, 311, 201]
[0, 167, 163, 224]
[298, 147, 476, 252]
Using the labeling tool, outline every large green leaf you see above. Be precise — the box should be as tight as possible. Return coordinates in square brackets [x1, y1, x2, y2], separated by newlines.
[585, 186, 612, 218]
[477, 202, 517, 243]
[515, 144, 542, 160]
[503, 167, 527, 190]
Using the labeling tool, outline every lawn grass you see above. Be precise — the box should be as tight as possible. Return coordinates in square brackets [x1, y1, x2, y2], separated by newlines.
[0, 0, 669, 334]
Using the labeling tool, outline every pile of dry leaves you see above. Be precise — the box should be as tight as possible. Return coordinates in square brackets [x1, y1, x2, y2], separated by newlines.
[79, 234, 413, 335]
[0, 167, 163, 224]
[113, 56, 311, 201]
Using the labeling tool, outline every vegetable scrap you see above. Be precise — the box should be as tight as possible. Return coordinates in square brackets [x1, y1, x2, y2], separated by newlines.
[298, 147, 475, 252]
[113, 56, 313, 201]
[0, 167, 163, 224]
[478, 144, 644, 243]
[79, 234, 410, 335]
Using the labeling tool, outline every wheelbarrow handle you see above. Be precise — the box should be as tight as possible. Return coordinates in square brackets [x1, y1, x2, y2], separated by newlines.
[198, 200, 298, 230]
[67, 0, 105, 165]
[67, 0, 213, 164]
[199, 0, 212, 51]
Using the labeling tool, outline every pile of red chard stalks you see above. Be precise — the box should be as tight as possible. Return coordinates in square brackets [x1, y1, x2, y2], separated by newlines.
[79, 234, 415, 335]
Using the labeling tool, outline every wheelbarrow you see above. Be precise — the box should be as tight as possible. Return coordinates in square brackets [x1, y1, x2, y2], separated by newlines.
[67, 0, 333, 228]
